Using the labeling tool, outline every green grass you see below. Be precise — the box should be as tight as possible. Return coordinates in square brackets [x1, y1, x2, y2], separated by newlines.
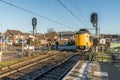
[0, 57, 32, 68]
[97, 55, 111, 62]
[0, 52, 73, 68]
[96, 51, 111, 62]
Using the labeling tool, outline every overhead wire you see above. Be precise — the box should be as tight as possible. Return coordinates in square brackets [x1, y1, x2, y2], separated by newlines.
[73, 0, 89, 25]
[70, 0, 80, 16]
[69, 0, 84, 29]
[35, 0, 78, 30]
[57, 0, 88, 28]
[72, 0, 82, 16]
[0, 0, 76, 30]
[33, 1, 45, 9]
[35, 0, 58, 17]
[36, 0, 77, 29]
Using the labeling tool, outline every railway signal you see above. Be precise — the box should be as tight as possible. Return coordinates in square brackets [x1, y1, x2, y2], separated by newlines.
[90, 12, 99, 61]
[32, 17, 37, 27]
[32, 17, 37, 36]
[91, 13, 98, 27]
[32, 17, 37, 52]
[90, 12, 98, 36]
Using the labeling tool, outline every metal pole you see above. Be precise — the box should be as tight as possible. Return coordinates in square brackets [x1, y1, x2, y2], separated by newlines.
[0, 24, 2, 62]
[21, 38, 24, 58]
[32, 24, 35, 53]
[94, 23, 98, 37]
[0, 55, 1, 62]
[22, 41, 23, 53]
[0, 24, 2, 55]
[102, 44, 103, 62]
[5, 37, 8, 51]
[95, 23, 98, 61]
[32, 26, 35, 56]
[33, 26, 35, 38]
[96, 27, 98, 36]
[95, 23, 98, 44]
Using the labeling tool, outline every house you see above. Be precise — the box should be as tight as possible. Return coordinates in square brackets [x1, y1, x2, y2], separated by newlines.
[4, 29, 22, 45]
[58, 31, 75, 44]
[3, 29, 59, 46]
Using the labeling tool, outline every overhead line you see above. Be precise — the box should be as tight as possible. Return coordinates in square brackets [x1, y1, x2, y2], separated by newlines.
[57, 0, 88, 28]
[70, 0, 80, 16]
[73, 0, 89, 26]
[70, 0, 88, 27]
[35, 0, 58, 17]
[0, 0, 76, 30]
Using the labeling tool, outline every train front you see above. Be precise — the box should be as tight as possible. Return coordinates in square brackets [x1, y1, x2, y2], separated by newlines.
[75, 29, 93, 51]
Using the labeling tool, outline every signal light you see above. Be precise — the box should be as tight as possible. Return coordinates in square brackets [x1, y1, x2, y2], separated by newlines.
[32, 17, 37, 28]
[91, 13, 98, 24]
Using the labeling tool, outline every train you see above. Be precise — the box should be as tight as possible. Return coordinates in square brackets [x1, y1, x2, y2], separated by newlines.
[75, 28, 93, 51]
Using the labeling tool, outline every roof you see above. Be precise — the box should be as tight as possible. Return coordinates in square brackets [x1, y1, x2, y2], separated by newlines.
[76, 28, 91, 34]
[5, 29, 22, 35]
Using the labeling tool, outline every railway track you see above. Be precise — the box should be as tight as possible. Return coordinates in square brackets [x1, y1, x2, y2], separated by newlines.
[62, 60, 90, 80]
[0, 53, 58, 79]
[30, 50, 90, 80]
[0, 52, 75, 80]
[33, 54, 80, 80]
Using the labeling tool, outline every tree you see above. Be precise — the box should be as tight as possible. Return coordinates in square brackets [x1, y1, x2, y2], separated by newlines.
[46, 28, 57, 42]
[47, 28, 55, 33]
[45, 28, 58, 50]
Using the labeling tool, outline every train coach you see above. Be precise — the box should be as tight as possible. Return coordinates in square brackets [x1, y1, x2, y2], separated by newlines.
[75, 28, 93, 51]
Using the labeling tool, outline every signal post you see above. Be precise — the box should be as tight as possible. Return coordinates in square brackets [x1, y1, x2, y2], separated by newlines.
[31, 17, 37, 56]
[90, 12, 99, 61]
[32, 17, 37, 38]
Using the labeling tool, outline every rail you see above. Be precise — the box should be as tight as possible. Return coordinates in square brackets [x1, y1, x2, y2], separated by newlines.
[0, 52, 59, 78]
[33, 54, 80, 80]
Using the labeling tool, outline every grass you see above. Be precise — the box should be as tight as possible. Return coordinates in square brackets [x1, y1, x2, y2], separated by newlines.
[53, 52, 73, 61]
[0, 59, 19, 68]
[0, 56, 33, 68]
[0, 51, 46, 68]
[0, 52, 72, 68]
[96, 51, 111, 62]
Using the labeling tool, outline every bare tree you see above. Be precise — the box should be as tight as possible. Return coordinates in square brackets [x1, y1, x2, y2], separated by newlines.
[46, 28, 58, 50]
[46, 28, 57, 40]
[47, 28, 55, 33]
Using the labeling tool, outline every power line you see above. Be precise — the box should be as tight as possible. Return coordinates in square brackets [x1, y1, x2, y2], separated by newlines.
[73, 0, 89, 25]
[70, 0, 87, 26]
[0, 0, 76, 30]
[37, 0, 55, 14]
[70, 0, 80, 16]
[57, 0, 88, 28]
[35, 0, 58, 17]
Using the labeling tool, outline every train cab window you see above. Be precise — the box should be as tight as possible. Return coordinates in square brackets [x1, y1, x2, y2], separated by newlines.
[89, 36, 93, 42]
